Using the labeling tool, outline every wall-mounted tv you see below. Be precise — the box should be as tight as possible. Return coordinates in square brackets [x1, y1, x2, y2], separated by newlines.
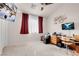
[62, 22, 75, 30]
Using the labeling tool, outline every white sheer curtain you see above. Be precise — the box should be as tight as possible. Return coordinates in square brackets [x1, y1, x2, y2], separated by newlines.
[28, 15, 38, 33]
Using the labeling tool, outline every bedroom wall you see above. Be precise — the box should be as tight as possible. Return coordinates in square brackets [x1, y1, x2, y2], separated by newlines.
[47, 4, 79, 36]
[7, 11, 47, 46]
[1, 3, 79, 47]
[0, 19, 8, 55]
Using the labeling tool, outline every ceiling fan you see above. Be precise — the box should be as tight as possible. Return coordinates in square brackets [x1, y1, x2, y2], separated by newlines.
[41, 3, 53, 5]
[40, 3, 53, 11]
[0, 3, 17, 15]
[30, 3, 53, 11]
[0, 3, 17, 22]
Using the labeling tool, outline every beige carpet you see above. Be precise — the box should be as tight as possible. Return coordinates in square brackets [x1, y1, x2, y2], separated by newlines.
[1, 41, 76, 56]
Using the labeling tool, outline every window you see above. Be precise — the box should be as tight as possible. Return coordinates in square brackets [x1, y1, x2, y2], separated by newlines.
[28, 15, 38, 33]
[20, 13, 43, 34]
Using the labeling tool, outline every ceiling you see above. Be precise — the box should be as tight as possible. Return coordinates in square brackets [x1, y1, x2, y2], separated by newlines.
[15, 3, 60, 17]
[15, 3, 79, 17]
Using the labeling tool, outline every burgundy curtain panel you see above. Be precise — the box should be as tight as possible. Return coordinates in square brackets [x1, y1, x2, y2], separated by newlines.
[20, 13, 29, 34]
[38, 16, 43, 33]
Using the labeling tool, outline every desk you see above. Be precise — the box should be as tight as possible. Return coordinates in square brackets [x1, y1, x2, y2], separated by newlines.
[62, 39, 79, 55]
[51, 35, 61, 45]
[62, 41, 73, 55]
[56, 35, 79, 55]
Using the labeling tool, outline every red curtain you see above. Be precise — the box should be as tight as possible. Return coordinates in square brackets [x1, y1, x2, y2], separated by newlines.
[20, 13, 29, 34]
[38, 16, 43, 33]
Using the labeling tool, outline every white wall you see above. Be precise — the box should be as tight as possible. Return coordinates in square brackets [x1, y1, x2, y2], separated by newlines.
[2, 3, 79, 47]
[0, 19, 8, 55]
[8, 11, 47, 46]
[47, 4, 79, 36]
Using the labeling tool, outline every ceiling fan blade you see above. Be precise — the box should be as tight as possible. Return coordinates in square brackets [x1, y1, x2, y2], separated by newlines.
[41, 3, 53, 5]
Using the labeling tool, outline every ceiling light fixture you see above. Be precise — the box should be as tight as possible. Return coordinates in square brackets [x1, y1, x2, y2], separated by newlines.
[40, 3, 53, 11]
[0, 3, 17, 22]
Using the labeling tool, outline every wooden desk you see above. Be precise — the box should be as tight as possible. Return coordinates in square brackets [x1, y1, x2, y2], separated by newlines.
[62, 41, 73, 55]
[51, 35, 61, 45]
[62, 38, 79, 55]
[51, 35, 79, 55]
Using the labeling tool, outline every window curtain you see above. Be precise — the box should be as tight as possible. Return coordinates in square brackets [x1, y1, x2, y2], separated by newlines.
[28, 15, 38, 33]
[38, 16, 43, 33]
[20, 13, 29, 34]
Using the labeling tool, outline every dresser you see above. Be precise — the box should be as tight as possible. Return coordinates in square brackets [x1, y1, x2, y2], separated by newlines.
[51, 35, 61, 45]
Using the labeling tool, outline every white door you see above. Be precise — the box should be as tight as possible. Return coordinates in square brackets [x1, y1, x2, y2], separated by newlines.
[0, 19, 8, 55]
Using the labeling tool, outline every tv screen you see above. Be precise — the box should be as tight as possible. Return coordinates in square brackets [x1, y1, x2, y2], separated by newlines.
[62, 22, 74, 30]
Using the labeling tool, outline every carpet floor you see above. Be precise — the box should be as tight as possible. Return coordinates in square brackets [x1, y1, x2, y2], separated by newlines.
[1, 41, 76, 56]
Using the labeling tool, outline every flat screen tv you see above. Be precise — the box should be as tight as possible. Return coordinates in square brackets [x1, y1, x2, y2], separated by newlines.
[62, 22, 74, 30]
